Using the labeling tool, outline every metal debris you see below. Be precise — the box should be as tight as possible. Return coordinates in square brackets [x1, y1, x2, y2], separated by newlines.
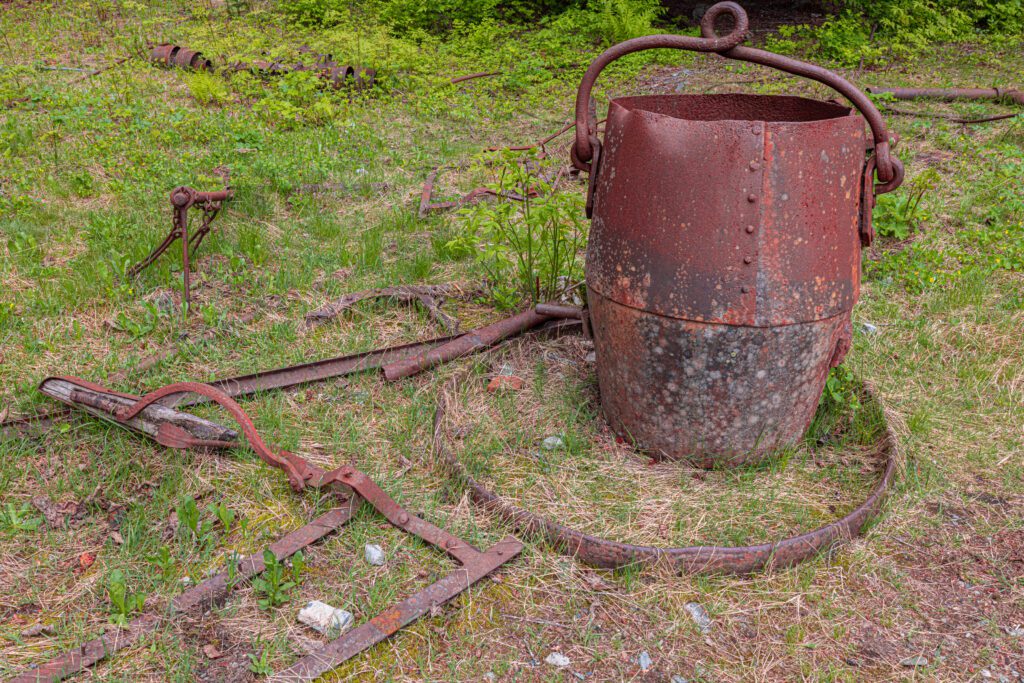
[20, 380, 522, 682]
[417, 164, 538, 218]
[150, 43, 212, 71]
[382, 306, 579, 381]
[568, 1, 903, 466]
[434, 363, 898, 574]
[867, 86, 1024, 106]
[305, 283, 465, 332]
[126, 186, 233, 314]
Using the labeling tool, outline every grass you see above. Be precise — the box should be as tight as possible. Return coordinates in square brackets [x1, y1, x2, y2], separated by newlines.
[1, 1, 1023, 681]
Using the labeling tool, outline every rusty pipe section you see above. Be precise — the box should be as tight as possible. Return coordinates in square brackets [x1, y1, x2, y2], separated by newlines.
[382, 306, 579, 380]
[867, 86, 1024, 106]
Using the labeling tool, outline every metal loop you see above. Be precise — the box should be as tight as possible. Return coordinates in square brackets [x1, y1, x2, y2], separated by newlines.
[571, 1, 750, 170]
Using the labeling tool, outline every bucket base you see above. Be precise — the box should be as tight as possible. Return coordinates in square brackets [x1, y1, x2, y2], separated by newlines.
[589, 290, 849, 468]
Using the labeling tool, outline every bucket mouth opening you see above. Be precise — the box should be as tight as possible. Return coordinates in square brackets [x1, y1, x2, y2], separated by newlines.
[611, 93, 855, 124]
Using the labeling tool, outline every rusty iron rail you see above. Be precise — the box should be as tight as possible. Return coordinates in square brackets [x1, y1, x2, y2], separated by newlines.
[17, 380, 522, 681]
[434, 372, 897, 574]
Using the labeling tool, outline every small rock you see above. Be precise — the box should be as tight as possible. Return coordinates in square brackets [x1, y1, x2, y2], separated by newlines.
[545, 652, 571, 668]
[364, 544, 385, 566]
[671, 677, 688, 683]
[483, 673, 496, 682]
[350, 389, 371, 405]
[109, 531, 124, 545]
[859, 322, 880, 335]
[981, 671, 992, 679]
[1005, 625, 1024, 637]
[496, 363, 516, 377]
[487, 375, 524, 393]
[298, 600, 354, 637]
[684, 602, 712, 634]
[584, 351, 596, 363]
[900, 656, 929, 667]
[355, 168, 368, 175]
[541, 436, 565, 451]
[179, 576, 193, 586]
[637, 650, 653, 671]
[202, 644, 223, 660]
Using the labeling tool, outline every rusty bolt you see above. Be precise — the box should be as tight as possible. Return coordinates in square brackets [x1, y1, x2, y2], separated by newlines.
[745, 225, 755, 234]
[747, 194, 757, 202]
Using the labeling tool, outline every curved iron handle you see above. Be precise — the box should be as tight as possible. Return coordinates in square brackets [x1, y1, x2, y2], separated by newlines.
[571, 1, 904, 194]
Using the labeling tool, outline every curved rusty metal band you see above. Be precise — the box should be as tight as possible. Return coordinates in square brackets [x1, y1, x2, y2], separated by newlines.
[114, 382, 310, 491]
[571, 1, 904, 194]
[434, 379, 897, 574]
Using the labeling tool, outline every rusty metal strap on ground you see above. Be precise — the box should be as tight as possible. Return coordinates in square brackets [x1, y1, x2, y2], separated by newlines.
[433, 372, 897, 575]
[10, 507, 354, 683]
[17, 380, 523, 681]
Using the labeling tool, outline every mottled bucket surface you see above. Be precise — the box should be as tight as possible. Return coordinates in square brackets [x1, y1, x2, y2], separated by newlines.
[588, 94, 866, 327]
[586, 94, 868, 465]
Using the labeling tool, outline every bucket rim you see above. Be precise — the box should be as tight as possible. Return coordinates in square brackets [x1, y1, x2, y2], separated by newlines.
[608, 93, 860, 126]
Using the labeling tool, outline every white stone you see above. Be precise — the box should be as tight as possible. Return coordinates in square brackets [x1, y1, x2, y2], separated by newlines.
[685, 602, 712, 634]
[541, 436, 565, 450]
[900, 656, 929, 667]
[364, 543, 385, 566]
[545, 652, 571, 668]
[638, 651, 653, 671]
[297, 600, 354, 637]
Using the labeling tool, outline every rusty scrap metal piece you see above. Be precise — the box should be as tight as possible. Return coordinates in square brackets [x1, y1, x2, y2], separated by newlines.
[450, 70, 500, 85]
[382, 307, 572, 381]
[10, 508, 352, 683]
[126, 186, 232, 314]
[567, 1, 903, 465]
[37, 376, 238, 447]
[229, 57, 376, 90]
[26, 380, 522, 681]
[418, 165, 539, 218]
[150, 43, 212, 71]
[435, 374, 897, 574]
[305, 284, 465, 332]
[867, 86, 1024, 106]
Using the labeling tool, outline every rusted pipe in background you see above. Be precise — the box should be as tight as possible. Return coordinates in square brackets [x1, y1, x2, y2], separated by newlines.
[867, 86, 1024, 106]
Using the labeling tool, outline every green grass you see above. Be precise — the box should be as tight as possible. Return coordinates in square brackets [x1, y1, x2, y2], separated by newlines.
[2, 1, 1024, 681]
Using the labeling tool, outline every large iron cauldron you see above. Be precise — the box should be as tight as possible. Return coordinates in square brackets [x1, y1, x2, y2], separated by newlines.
[570, 2, 904, 467]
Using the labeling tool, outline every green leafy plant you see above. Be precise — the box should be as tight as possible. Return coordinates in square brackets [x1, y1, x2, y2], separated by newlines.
[589, 0, 662, 44]
[873, 168, 938, 240]
[176, 496, 213, 545]
[150, 545, 176, 580]
[824, 365, 861, 413]
[252, 549, 300, 610]
[248, 645, 274, 675]
[106, 569, 145, 626]
[451, 151, 587, 310]
[211, 501, 236, 534]
[186, 72, 230, 106]
[0, 503, 42, 532]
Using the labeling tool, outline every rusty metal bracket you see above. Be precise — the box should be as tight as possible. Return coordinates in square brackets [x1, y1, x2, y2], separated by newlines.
[433, 368, 897, 575]
[10, 508, 353, 683]
[16, 381, 522, 682]
[126, 186, 233, 314]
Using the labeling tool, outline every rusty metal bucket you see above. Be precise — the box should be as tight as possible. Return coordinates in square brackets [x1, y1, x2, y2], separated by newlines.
[570, 2, 904, 467]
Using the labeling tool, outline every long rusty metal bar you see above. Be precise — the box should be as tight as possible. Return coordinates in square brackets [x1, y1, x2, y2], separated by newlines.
[867, 86, 1024, 106]
[434, 376, 896, 574]
[382, 308, 559, 381]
